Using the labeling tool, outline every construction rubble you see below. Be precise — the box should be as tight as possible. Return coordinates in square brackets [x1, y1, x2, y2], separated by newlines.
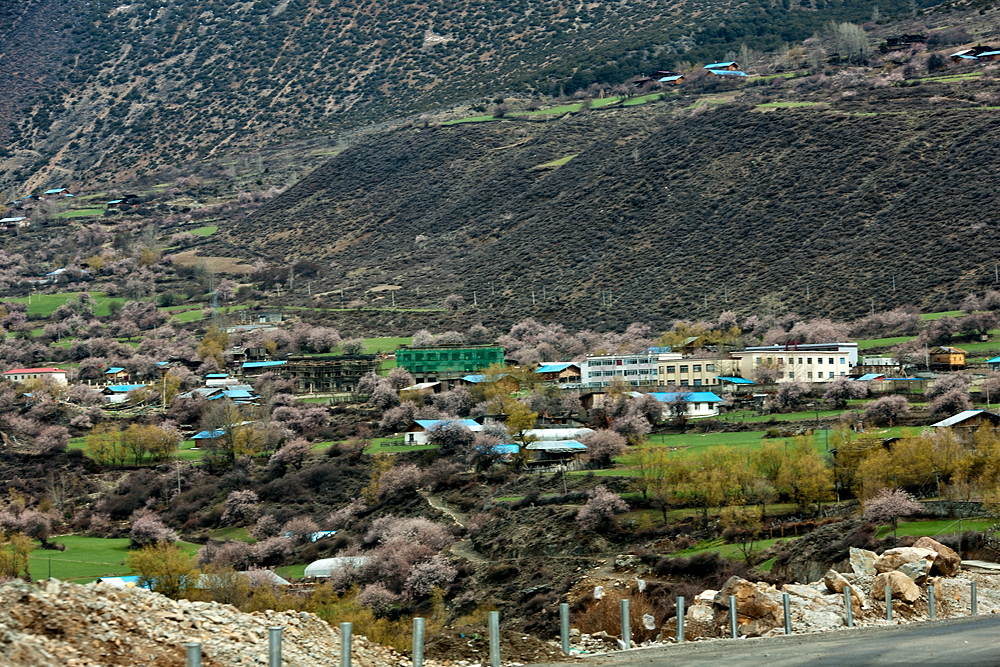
[0, 578, 417, 667]
[650, 537, 1000, 642]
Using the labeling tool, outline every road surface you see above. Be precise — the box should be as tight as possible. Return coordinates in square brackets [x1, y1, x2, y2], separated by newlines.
[535, 617, 1000, 667]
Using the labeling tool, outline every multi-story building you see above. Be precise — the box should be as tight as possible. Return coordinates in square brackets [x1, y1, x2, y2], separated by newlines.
[395, 344, 504, 387]
[655, 357, 742, 388]
[580, 352, 681, 388]
[730, 343, 858, 383]
[284, 354, 380, 393]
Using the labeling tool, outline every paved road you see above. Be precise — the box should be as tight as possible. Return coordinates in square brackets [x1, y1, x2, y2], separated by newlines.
[537, 617, 1000, 667]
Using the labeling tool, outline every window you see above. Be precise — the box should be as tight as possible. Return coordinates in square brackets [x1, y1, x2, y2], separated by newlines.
[658, 367, 664, 374]
[667, 366, 675, 373]
[840, 372, 846, 377]
[616, 360, 623, 366]
[680, 379, 689, 386]
[829, 358, 835, 365]
[680, 365, 689, 373]
[788, 372, 794, 379]
[807, 372, 813, 379]
[693, 365, 701, 372]
[806, 358, 812, 364]
[626, 358, 639, 364]
[798, 358, 804, 364]
[840, 358, 846, 365]
[694, 379, 702, 386]
[706, 364, 715, 371]
[777, 358, 784, 365]
[755, 357, 761, 364]
[817, 358, 823, 364]
[625, 369, 638, 376]
[696, 403, 703, 411]
[589, 371, 601, 378]
[603, 371, 614, 377]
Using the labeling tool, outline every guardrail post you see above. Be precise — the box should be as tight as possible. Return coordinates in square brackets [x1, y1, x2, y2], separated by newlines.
[268, 627, 282, 667]
[729, 595, 737, 638]
[559, 604, 570, 654]
[413, 618, 425, 667]
[783, 593, 791, 634]
[928, 585, 935, 620]
[340, 622, 352, 667]
[844, 586, 854, 628]
[885, 585, 892, 621]
[676, 597, 685, 643]
[972, 581, 978, 616]
[620, 599, 631, 650]
[488, 611, 500, 667]
[185, 643, 202, 667]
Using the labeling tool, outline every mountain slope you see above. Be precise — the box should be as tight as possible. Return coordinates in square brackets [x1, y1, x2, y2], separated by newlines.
[0, 0, 932, 191]
[217, 89, 1000, 329]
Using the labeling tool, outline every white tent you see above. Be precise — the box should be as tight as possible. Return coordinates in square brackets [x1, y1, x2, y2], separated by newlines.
[304, 556, 369, 578]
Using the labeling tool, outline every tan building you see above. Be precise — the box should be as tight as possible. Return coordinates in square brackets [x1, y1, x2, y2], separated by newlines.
[730, 343, 859, 383]
[656, 357, 738, 388]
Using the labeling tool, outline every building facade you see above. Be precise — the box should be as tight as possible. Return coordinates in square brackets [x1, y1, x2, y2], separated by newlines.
[730, 343, 859, 383]
[3, 367, 68, 386]
[284, 354, 380, 393]
[655, 357, 741, 387]
[395, 344, 504, 385]
[580, 352, 681, 388]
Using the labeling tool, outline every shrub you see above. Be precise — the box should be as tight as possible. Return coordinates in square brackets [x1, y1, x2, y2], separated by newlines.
[377, 463, 423, 501]
[404, 555, 457, 598]
[329, 498, 368, 529]
[282, 516, 320, 544]
[250, 514, 281, 540]
[129, 510, 178, 549]
[357, 583, 401, 616]
[576, 486, 629, 531]
[253, 536, 294, 566]
[365, 515, 453, 550]
[221, 490, 260, 526]
[926, 374, 970, 400]
[427, 420, 475, 456]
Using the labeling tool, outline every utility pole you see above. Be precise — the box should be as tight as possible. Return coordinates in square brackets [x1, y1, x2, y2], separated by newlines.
[531, 290, 535, 306]
[892, 275, 896, 292]
[473, 291, 477, 307]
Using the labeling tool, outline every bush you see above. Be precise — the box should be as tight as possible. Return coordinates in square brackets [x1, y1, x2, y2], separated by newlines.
[404, 554, 457, 598]
[221, 490, 260, 526]
[377, 463, 423, 501]
[576, 486, 628, 531]
[357, 583, 401, 616]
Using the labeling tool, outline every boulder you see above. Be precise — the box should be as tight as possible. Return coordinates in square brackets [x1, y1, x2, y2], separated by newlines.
[874, 547, 937, 574]
[823, 569, 850, 594]
[873, 571, 921, 604]
[684, 602, 717, 639]
[897, 558, 932, 584]
[713, 576, 782, 637]
[849, 547, 878, 577]
[783, 584, 825, 601]
[912, 537, 962, 577]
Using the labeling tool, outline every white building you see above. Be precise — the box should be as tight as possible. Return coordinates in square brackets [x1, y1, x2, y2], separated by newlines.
[635, 391, 724, 419]
[3, 367, 68, 386]
[730, 343, 858, 383]
[402, 419, 483, 445]
[580, 352, 681, 388]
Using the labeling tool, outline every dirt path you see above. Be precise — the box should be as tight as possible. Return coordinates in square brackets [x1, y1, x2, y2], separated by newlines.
[420, 492, 491, 564]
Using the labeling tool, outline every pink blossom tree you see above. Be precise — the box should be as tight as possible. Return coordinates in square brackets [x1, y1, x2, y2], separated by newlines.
[863, 395, 910, 426]
[576, 486, 629, 531]
[582, 430, 627, 468]
[129, 511, 178, 548]
[864, 488, 922, 542]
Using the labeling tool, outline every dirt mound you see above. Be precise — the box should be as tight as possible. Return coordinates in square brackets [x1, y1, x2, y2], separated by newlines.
[770, 520, 863, 583]
[425, 625, 569, 664]
[0, 579, 402, 667]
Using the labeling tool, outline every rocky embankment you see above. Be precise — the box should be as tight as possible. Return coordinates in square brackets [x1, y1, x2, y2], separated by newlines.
[0, 579, 411, 667]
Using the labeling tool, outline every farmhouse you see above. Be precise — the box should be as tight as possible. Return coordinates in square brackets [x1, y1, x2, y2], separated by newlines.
[402, 418, 483, 445]
[535, 363, 582, 384]
[929, 346, 966, 371]
[284, 354, 380, 393]
[656, 356, 738, 387]
[102, 384, 148, 404]
[705, 61, 740, 71]
[104, 367, 130, 383]
[3, 367, 68, 386]
[644, 391, 724, 419]
[930, 409, 1000, 431]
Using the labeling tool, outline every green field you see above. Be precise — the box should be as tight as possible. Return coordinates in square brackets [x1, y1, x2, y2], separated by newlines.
[31, 535, 201, 583]
[536, 154, 578, 169]
[857, 335, 915, 350]
[52, 208, 104, 219]
[362, 336, 412, 353]
[921, 310, 964, 320]
[440, 115, 497, 125]
[756, 101, 821, 108]
[191, 226, 218, 236]
[11, 291, 125, 317]
[874, 517, 992, 539]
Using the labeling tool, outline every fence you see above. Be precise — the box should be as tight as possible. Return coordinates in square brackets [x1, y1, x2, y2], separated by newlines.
[181, 583, 987, 666]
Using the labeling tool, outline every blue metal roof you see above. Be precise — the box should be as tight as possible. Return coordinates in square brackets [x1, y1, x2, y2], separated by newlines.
[958, 55, 977, 59]
[705, 61, 737, 68]
[718, 376, 754, 384]
[156, 361, 170, 367]
[107, 199, 123, 204]
[242, 360, 287, 368]
[526, 440, 587, 451]
[43, 188, 67, 194]
[536, 363, 575, 373]
[987, 356, 1000, 364]
[854, 373, 885, 382]
[105, 367, 125, 373]
[206, 373, 229, 378]
[979, 51, 1000, 56]
[708, 69, 748, 77]
[649, 391, 723, 403]
[462, 374, 487, 383]
[105, 384, 147, 393]
[659, 76, 683, 83]
[193, 429, 226, 439]
[496, 444, 520, 454]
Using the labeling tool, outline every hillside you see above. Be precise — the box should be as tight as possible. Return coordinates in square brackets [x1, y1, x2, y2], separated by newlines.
[214, 80, 1000, 329]
[0, 0, 948, 192]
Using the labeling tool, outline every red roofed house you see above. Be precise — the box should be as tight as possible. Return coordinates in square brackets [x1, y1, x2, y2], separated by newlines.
[3, 367, 68, 386]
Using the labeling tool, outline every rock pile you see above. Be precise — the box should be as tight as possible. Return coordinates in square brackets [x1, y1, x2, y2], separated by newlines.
[0, 579, 410, 667]
[651, 538, 1000, 642]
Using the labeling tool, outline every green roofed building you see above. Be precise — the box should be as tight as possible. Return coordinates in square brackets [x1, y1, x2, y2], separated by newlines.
[396, 344, 504, 388]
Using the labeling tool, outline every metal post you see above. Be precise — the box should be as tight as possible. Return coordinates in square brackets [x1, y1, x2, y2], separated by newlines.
[185, 643, 202, 667]
[620, 599, 630, 650]
[340, 622, 352, 667]
[973, 581, 978, 616]
[413, 618, 425, 667]
[559, 604, 570, 654]
[488, 611, 500, 667]
[885, 585, 893, 621]
[783, 593, 791, 634]
[728, 595, 737, 638]
[676, 597, 685, 643]
[844, 586, 854, 627]
[268, 627, 282, 667]
[928, 585, 935, 620]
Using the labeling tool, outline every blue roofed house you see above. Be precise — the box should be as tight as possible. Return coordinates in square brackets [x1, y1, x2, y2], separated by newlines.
[402, 419, 483, 445]
[707, 69, 748, 77]
[988, 356, 1000, 372]
[240, 360, 287, 380]
[646, 391, 724, 419]
[102, 384, 148, 404]
[535, 363, 581, 384]
[705, 61, 740, 71]
[104, 367, 130, 383]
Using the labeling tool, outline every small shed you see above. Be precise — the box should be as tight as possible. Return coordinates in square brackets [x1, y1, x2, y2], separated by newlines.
[707, 69, 748, 78]
[104, 367, 130, 383]
[526, 440, 587, 463]
[535, 363, 582, 384]
[648, 391, 723, 418]
[929, 347, 966, 371]
[930, 409, 1000, 431]
[102, 384, 148, 403]
[403, 419, 483, 445]
[205, 373, 232, 387]
[705, 61, 740, 71]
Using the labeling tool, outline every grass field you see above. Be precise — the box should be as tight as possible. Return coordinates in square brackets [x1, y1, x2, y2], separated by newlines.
[191, 226, 218, 236]
[52, 208, 104, 219]
[11, 291, 125, 317]
[536, 154, 577, 169]
[922, 310, 964, 320]
[857, 335, 915, 350]
[362, 337, 411, 353]
[755, 101, 820, 108]
[874, 517, 992, 539]
[32, 535, 201, 583]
